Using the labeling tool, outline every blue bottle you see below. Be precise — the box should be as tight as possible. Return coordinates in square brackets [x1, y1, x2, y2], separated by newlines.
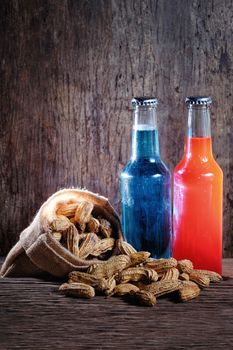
[121, 97, 172, 258]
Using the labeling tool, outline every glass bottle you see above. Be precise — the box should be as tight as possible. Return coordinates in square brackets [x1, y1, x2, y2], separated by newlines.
[121, 97, 172, 258]
[173, 96, 223, 274]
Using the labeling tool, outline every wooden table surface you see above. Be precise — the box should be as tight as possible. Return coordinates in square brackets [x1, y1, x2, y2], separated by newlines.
[0, 259, 232, 350]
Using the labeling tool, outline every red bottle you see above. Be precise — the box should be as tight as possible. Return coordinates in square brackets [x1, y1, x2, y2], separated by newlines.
[173, 96, 223, 274]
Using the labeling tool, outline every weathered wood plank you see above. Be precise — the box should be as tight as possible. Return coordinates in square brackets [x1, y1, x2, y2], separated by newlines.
[0, 0, 232, 256]
[0, 259, 232, 349]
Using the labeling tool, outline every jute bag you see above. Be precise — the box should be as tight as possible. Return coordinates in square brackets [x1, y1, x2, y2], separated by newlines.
[0, 189, 123, 278]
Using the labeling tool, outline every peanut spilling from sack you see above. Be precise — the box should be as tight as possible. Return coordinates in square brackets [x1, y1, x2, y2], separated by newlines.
[53, 201, 222, 307]
[51, 201, 116, 261]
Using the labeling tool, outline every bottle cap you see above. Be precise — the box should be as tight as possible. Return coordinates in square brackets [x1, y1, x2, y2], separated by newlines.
[131, 97, 158, 107]
[185, 96, 212, 106]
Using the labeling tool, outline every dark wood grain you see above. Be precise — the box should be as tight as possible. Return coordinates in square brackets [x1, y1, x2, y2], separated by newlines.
[0, 258, 232, 349]
[0, 0, 233, 256]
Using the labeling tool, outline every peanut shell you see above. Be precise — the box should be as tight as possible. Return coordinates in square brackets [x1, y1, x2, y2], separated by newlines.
[128, 290, 156, 307]
[177, 259, 193, 273]
[189, 272, 210, 288]
[161, 267, 179, 281]
[143, 279, 181, 297]
[117, 267, 158, 284]
[59, 282, 95, 298]
[74, 201, 94, 228]
[79, 232, 100, 259]
[57, 203, 79, 218]
[116, 239, 137, 255]
[88, 254, 131, 279]
[144, 258, 177, 273]
[110, 283, 139, 296]
[192, 269, 222, 282]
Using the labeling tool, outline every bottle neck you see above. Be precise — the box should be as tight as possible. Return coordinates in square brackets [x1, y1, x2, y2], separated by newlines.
[185, 105, 213, 158]
[131, 106, 160, 160]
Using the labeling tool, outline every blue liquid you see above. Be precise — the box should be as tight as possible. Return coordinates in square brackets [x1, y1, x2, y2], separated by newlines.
[121, 128, 172, 258]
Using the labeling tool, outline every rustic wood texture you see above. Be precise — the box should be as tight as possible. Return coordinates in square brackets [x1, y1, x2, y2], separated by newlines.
[0, 0, 233, 256]
[0, 258, 232, 349]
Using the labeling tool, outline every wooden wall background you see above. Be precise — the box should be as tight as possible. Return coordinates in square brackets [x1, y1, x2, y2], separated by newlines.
[0, 0, 232, 257]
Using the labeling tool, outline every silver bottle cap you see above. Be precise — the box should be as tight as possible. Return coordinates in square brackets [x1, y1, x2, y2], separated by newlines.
[185, 96, 212, 106]
[131, 97, 158, 107]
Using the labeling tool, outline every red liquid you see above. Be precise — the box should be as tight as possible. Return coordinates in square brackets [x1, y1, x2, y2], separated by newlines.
[173, 137, 223, 274]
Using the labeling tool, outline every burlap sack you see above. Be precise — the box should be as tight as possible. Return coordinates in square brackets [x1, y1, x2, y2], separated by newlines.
[0, 189, 123, 278]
